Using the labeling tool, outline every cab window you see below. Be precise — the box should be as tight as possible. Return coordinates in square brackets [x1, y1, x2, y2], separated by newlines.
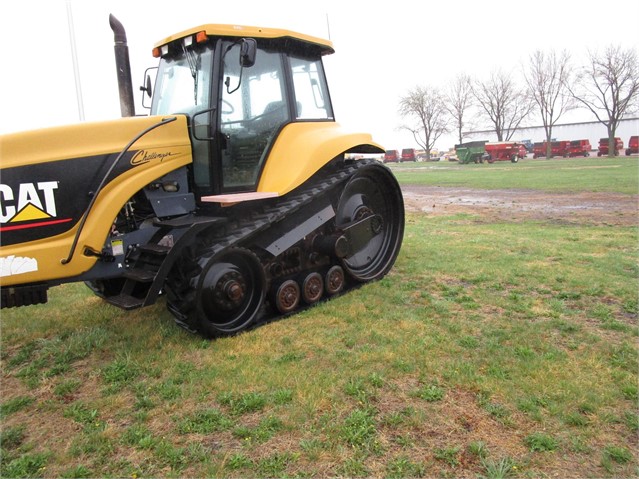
[290, 56, 333, 120]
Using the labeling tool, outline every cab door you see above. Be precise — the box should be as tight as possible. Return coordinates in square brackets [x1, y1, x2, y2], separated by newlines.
[218, 43, 290, 193]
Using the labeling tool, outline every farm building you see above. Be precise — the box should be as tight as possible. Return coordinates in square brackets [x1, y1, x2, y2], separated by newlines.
[464, 117, 639, 153]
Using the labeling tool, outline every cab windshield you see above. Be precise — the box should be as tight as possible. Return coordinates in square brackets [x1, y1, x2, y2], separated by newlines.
[151, 47, 213, 116]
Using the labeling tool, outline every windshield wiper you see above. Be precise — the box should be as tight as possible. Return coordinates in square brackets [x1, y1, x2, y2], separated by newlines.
[182, 45, 200, 104]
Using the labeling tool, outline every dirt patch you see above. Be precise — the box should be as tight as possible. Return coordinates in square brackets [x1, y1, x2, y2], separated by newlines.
[401, 185, 638, 226]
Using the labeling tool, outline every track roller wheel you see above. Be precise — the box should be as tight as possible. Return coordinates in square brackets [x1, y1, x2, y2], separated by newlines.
[325, 265, 345, 295]
[302, 272, 324, 304]
[274, 279, 300, 314]
[336, 163, 404, 282]
[194, 248, 266, 337]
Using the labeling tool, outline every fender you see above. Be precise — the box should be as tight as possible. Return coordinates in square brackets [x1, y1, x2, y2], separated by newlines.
[257, 122, 384, 195]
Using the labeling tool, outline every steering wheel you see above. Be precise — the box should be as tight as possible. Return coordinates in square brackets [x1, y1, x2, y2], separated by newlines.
[221, 99, 235, 115]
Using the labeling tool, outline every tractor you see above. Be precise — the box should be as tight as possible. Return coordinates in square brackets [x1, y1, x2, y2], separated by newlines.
[0, 16, 405, 338]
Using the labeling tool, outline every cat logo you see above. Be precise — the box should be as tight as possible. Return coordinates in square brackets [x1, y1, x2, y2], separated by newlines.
[0, 182, 71, 232]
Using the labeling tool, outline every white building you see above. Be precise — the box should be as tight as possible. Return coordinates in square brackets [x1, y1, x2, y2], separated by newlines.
[464, 117, 639, 152]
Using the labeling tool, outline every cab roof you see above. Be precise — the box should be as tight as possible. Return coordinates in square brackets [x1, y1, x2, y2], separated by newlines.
[154, 23, 335, 55]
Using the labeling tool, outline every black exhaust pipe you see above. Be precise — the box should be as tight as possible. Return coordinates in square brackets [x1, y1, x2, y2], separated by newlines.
[109, 14, 135, 117]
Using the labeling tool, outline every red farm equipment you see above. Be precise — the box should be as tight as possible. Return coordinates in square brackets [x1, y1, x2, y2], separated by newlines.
[597, 137, 624, 156]
[401, 148, 417, 162]
[550, 141, 570, 158]
[384, 149, 400, 163]
[483, 142, 526, 163]
[533, 141, 566, 158]
[567, 139, 591, 157]
[532, 142, 546, 158]
[626, 136, 638, 156]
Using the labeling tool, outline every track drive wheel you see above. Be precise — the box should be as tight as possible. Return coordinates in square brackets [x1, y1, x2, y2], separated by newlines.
[191, 248, 266, 338]
[336, 163, 404, 282]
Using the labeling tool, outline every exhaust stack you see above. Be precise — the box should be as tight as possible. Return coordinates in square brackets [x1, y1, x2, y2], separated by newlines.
[109, 14, 135, 117]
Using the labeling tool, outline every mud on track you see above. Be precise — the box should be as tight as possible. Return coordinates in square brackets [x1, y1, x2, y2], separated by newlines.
[401, 185, 639, 226]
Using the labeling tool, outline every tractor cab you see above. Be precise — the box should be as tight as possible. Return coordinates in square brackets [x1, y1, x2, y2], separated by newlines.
[148, 25, 335, 199]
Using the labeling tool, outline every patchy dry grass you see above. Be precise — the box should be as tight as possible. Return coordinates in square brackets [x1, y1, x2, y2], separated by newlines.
[2, 169, 638, 478]
[2, 212, 637, 478]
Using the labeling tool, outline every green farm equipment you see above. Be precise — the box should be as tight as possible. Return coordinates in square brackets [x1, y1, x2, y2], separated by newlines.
[455, 141, 487, 164]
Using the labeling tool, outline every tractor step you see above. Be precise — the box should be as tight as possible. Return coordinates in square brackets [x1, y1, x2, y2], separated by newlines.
[123, 268, 156, 283]
[107, 243, 171, 309]
[106, 293, 144, 310]
[138, 244, 171, 256]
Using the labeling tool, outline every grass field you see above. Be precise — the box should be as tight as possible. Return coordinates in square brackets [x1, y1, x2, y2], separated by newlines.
[389, 156, 639, 194]
[1, 157, 638, 478]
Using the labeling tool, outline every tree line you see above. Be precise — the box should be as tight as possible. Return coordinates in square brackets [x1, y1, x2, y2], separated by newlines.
[398, 45, 639, 160]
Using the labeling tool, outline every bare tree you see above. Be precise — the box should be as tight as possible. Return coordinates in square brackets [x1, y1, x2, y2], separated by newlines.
[398, 85, 449, 160]
[473, 69, 533, 141]
[524, 49, 574, 158]
[570, 45, 639, 157]
[445, 73, 475, 145]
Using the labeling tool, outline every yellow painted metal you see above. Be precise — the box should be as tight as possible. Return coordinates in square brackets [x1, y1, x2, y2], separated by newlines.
[1, 116, 188, 167]
[257, 122, 384, 195]
[0, 115, 192, 285]
[154, 23, 334, 54]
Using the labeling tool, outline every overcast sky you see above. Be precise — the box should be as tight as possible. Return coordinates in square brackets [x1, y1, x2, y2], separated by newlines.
[1, 0, 638, 151]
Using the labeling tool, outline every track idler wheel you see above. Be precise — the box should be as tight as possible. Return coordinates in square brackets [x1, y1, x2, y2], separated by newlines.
[274, 279, 300, 314]
[302, 272, 324, 304]
[195, 248, 266, 337]
[336, 163, 404, 282]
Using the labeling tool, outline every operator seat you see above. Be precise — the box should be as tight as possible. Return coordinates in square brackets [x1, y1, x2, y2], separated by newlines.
[257, 101, 288, 133]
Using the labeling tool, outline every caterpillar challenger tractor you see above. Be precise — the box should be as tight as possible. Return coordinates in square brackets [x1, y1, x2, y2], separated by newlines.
[0, 16, 404, 338]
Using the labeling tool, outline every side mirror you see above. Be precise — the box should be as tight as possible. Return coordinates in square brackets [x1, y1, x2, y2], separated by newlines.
[144, 75, 153, 98]
[240, 38, 256, 67]
[140, 67, 157, 110]
[146, 75, 153, 98]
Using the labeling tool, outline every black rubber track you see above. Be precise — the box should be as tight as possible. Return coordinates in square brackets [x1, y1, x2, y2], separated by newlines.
[165, 159, 404, 338]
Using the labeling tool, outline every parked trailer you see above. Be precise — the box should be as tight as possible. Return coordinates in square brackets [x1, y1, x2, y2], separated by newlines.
[567, 139, 591, 157]
[550, 140, 571, 158]
[533, 141, 562, 158]
[401, 148, 417, 162]
[455, 140, 488, 164]
[532, 142, 546, 158]
[597, 137, 624, 156]
[626, 136, 638, 156]
[484, 142, 526, 163]
[384, 149, 400, 163]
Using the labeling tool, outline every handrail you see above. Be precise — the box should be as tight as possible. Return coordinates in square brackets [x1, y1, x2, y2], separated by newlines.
[61, 116, 177, 265]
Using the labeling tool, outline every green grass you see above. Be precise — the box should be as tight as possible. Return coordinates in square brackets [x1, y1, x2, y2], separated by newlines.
[1, 159, 638, 477]
[390, 156, 639, 193]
